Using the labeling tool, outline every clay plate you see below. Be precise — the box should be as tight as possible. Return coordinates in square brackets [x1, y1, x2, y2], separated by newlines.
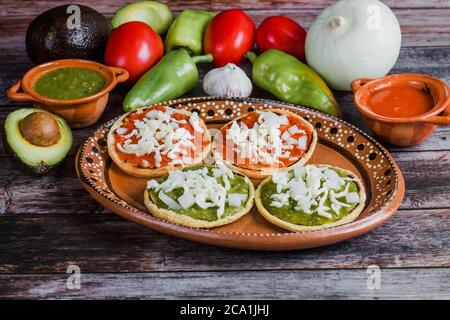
[76, 97, 405, 251]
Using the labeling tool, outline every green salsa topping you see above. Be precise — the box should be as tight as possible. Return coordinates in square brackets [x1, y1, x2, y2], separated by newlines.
[260, 167, 360, 226]
[34, 67, 106, 100]
[149, 166, 250, 222]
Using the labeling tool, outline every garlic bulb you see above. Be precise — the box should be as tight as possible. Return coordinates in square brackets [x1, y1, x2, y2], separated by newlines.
[203, 63, 252, 98]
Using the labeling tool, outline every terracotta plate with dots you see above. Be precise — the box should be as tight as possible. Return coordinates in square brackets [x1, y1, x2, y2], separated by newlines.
[76, 97, 405, 251]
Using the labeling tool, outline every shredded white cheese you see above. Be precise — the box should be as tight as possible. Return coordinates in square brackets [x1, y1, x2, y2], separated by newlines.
[115, 107, 204, 167]
[147, 163, 248, 218]
[269, 165, 359, 219]
[225, 111, 308, 166]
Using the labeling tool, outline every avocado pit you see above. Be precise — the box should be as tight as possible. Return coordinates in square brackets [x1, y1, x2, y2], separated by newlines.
[19, 112, 61, 147]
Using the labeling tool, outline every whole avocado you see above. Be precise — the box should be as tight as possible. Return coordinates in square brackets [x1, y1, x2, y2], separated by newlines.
[26, 4, 111, 64]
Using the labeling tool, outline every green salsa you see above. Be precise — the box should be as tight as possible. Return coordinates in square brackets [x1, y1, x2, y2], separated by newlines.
[260, 168, 360, 226]
[34, 67, 106, 100]
[149, 166, 250, 222]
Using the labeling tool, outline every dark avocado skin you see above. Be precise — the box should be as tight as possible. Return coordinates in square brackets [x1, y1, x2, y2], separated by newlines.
[26, 4, 111, 64]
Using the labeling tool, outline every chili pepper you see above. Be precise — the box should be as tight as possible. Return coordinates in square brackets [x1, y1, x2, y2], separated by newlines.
[123, 49, 213, 112]
[164, 10, 215, 55]
[247, 49, 341, 117]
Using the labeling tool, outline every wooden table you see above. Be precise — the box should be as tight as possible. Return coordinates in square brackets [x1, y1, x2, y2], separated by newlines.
[0, 0, 449, 300]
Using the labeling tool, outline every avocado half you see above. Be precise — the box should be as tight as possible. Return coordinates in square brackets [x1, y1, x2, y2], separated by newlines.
[25, 4, 111, 64]
[3, 109, 73, 175]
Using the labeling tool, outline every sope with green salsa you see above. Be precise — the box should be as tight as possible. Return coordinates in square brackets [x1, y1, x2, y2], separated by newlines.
[256, 164, 365, 230]
[145, 164, 254, 228]
[34, 67, 106, 100]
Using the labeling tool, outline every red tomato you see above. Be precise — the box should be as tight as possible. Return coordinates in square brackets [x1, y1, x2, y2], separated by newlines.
[204, 9, 256, 67]
[104, 21, 163, 85]
[256, 16, 307, 61]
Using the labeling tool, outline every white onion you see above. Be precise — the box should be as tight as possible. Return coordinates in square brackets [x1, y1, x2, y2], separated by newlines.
[305, 0, 402, 91]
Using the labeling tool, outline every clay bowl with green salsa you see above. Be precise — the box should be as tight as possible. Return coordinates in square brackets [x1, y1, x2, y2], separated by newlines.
[7, 59, 129, 128]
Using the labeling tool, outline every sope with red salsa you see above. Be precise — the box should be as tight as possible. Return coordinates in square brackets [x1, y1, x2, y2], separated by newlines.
[214, 109, 317, 179]
[107, 105, 211, 178]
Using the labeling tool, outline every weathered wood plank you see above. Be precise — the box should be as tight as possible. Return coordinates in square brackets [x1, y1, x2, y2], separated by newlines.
[0, 46, 449, 153]
[1, 46, 449, 117]
[1, 0, 449, 17]
[395, 151, 450, 209]
[1, 45, 448, 74]
[1, 45, 448, 88]
[0, 0, 448, 299]
[0, 9, 449, 51]
[0, 209, 449, 273]
[0, 148, 449, 214]
[1, 268, 449, 299]
[1, 104, 449, 156]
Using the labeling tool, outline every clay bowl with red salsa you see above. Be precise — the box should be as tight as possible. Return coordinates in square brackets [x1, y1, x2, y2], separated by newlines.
[352, 74, 450, 147]
[7, 59, 129, 128]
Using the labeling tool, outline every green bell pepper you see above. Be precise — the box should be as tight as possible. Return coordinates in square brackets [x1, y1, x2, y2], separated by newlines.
[164, 10, 215, 55]
[123, 49, 213, 112]
[247, 49, 341, 117]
